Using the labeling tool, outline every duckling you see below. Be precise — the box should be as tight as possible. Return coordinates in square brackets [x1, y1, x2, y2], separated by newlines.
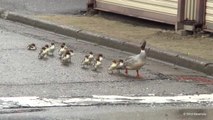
[59, 45, 67, 59]
[48, 43, 55, 56]
[43, 44, 50, 52]
[93, 57, 102, 71]
[97, 54, 103, 62]
[69, 49, 74, 57]
[108, 60, 118, 74]
[124, 41, 146, 78]
[38, 47, 48, 59]
[44, 44, 49, 49]
[61, 42, 68, 49]
[27, 43, 37, 50]
[61, 51, 71, 64]
[81, 55, 90, 68]
[88, 52, 94, 64]
[116, 59, 124, 73]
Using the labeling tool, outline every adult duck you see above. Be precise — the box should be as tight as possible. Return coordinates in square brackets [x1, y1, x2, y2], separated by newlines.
[124, 41, 146, 78]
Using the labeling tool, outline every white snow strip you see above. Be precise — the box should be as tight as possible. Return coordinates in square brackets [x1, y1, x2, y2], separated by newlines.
[0, 94, 213, 108]
[0, 97, 67, 108]
[63, 98, 125, 105]
[93, 94, 213, 103]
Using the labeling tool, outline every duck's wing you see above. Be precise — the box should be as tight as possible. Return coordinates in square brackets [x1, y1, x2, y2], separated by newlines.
[124, 54, 139, 66]
[124, 58, 137, 67]
[124, 55, 135, 61]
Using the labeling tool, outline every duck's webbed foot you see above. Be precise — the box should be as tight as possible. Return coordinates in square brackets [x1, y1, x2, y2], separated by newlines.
[136, 70, 142, 78]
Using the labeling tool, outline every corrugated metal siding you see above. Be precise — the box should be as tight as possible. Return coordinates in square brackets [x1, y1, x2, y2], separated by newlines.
[184, 0, 197, 21]
[94, 0, 178, 24]
[206, 0, 213, 30]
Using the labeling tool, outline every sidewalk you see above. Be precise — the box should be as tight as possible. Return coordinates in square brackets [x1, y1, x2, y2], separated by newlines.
[35, 13, 213, 62]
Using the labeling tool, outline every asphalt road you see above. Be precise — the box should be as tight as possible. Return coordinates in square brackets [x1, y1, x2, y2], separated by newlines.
[0, 19, 212, 98]
[0, 0, 88, 14]
[0, 106, 212, 120]
[0, 16, 212, 120]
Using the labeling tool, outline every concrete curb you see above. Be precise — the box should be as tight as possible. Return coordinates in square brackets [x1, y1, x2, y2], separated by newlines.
[1, 11, 212, 76]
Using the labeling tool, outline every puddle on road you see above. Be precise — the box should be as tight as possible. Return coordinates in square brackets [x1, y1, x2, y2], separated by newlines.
[96, 108, 212, 120]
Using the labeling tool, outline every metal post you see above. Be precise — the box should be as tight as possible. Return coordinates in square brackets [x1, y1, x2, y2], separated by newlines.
[87, 0, 96, 10]
[176, 0, 185, 31]
[196, 0, 206, 25]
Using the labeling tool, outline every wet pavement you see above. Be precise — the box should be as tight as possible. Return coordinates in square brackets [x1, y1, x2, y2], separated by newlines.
[0, 19, 212, 99]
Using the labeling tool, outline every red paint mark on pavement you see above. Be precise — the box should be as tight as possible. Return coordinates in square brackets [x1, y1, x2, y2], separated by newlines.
[177, 76, 213, 85]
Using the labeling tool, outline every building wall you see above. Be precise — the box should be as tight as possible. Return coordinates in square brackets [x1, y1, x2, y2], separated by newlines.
[91, 0, 213, 32]
[94, 0, 178, 25]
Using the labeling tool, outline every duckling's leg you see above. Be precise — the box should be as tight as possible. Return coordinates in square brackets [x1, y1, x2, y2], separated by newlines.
[125, 68, 128, 76]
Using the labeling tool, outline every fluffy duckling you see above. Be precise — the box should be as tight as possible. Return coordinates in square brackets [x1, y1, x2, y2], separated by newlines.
[108, 60, 118, 74]
[69, 49, 74, 57]
[59, 45, 67, 59]
[45, 44, 49, 49]
[62, 42, 68, 49]
[61, 51, 71, 64]
[81, 55, 90, 68]
[116, 59, 124, 73]
[48, 43, 55, 56]
[93, 57, 102, 71]
[88, 52, 94, 64]
[27, 43, 37, 50]
[38, 47, 48, 59]
[97, 54, 103, 62]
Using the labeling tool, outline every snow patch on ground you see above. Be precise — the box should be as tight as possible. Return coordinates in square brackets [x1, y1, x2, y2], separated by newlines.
[0, 94, 213, 108]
